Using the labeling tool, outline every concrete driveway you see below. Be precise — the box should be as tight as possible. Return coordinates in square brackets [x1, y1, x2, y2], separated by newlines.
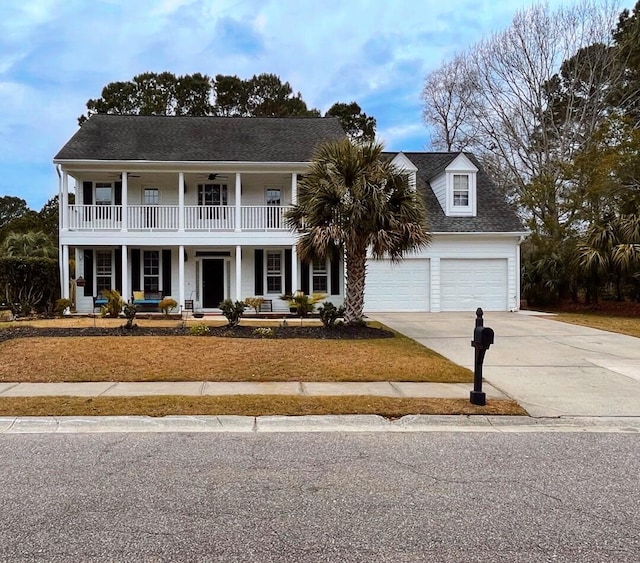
[370, 311, 640, 418]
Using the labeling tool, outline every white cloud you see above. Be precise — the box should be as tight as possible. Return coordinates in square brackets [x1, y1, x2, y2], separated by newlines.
[1, 0, 635, 208]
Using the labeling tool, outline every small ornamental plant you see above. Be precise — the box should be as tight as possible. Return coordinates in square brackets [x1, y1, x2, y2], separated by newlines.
[122, 303, 138, 330]
[253, 327, 274, 338]
[159, 297, 178, 316]
[188, 323, 210, 336]
[219, 299, 246, 328]
[100, 289, 124, 318]
[54, 298, 72, 316]
[318, 302, 345, 328]
[244, 297, 265, 315]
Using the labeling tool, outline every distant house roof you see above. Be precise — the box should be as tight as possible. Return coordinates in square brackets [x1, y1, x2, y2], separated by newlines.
[54, 114, 346, 162]
[386, 151, 525, 233]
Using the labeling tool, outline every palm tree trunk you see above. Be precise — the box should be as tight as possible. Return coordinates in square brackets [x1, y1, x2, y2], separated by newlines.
[344, 244, 367, 325]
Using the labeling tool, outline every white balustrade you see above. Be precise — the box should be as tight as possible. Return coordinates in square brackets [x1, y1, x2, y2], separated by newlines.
[67, 205, 121, 230]
[241, 205, 291, 230]
[127, 205, 179, 230]
[184, 206, 235, 230]
[66, 204, 292, 231]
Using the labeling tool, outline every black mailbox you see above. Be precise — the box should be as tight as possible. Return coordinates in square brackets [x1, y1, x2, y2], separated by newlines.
[470, 308, 493, 406]
[473, 326, 494, 349]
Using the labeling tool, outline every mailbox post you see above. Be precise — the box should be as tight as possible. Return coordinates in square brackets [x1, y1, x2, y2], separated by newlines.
[470, 307, 494, 406]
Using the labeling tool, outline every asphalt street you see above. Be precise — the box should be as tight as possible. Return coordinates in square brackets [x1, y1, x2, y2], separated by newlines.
[0, 431, 638, 562]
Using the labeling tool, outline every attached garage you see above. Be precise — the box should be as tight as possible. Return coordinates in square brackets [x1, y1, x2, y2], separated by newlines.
[364, 259, 430, 312]
[440, 258, 508, 311]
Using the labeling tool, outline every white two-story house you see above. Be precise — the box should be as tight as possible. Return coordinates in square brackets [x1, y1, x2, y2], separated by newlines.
[54, 114, 525, 314]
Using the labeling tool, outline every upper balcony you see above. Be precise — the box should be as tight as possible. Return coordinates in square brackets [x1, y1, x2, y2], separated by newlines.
[66, 204, 292, 231]
[59, 169, 302, 236]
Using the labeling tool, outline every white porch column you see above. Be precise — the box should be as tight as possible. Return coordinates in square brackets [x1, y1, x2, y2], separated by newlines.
[291, 244, 298, 292]
[62, 171, 69, 231]
[179, 245, 185, 309]
[235, 245, 242, 300]
[291, 173, 297, 204]
[178, 172, 185, 231]
[235, 172, 242, 232]
[62, 245, 70, 300]
[121, 245, 128, 302]
[121, 172, 128, 231]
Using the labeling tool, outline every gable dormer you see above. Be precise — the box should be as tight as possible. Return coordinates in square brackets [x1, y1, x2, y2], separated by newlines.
[431, 153, 478, 217]
[390, 152, 418, 190]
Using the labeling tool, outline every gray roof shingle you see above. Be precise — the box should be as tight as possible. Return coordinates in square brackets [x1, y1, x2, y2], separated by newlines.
[54, 114, 346, 162]
[388, 152, 525, 233]
[55, 116, 523, 233]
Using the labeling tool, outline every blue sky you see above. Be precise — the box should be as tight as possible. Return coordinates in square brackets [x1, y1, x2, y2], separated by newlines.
[0, 0, 629, 210]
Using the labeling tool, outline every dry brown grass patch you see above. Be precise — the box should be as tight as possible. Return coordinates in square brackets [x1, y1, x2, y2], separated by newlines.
[0, 334, 471, 383]
[551, 313, 640, 338]
[0, 395, 526, 417]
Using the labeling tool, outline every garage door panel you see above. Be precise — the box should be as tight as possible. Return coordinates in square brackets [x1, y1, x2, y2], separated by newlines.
[364, 259, 430, 312]
[441, 259, 507, 311]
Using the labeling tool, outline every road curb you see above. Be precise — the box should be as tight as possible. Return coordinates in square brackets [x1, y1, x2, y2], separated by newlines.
[0, 415, 639, 434]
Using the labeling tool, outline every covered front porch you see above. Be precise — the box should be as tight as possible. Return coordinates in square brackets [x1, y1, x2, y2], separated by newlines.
[64, 244, 343, 315]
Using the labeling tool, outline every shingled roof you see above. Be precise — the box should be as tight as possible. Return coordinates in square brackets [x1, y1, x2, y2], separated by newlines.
[54, 114, 346, 162]
[387, 151, 525, 233]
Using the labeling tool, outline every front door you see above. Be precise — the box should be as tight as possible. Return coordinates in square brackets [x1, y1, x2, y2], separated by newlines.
[202, 259, 225, 308]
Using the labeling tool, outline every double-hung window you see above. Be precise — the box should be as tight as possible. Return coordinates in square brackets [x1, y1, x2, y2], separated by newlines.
[452, 175, 470, 207]
[96, 250, 112, 293]
[312, 259, 328, 293]
[266, 251, 282, 293]
[198, 184, 228, 206]
[95, 183, 113, 205]
[143, 250, 160, 292]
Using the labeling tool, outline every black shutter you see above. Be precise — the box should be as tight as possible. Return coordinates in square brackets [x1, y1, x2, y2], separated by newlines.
[162, 249, 172, 295]
[114, 181, 122, 205]
[301, 261, 309, 295]
[83, 249, 93, 296]
[284, 249, 292, 295]
[254, 249, 264, 295]
[83, 181, 93, 205]
[131, 249, 140, 292]
[114, 248, 122, 294]
[330, 252, 340, 295]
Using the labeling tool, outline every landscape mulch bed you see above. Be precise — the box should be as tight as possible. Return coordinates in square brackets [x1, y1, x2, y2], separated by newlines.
[0, 324, 394, 343]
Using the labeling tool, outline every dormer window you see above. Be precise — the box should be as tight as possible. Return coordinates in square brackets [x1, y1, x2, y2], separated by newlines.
[453, 175, 470, 207]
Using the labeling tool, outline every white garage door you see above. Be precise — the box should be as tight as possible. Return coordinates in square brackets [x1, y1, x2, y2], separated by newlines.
[440, 259, 508, 311]
[364, 259, 430, 312]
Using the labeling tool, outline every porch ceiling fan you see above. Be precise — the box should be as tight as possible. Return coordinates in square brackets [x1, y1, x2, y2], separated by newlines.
[195, 173, 230, 181]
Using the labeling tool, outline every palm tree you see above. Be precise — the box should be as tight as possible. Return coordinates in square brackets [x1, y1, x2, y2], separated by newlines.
[2, 230, 57, 258]
[287, 139, 430, 325]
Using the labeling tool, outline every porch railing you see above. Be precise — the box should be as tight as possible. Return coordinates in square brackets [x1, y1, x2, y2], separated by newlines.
[241, 205, 292, 230]
[68, 205, 122, 230]
[128, 205, 179, 230]
[185, 205, 235, 230]
[66, 205, 293, 231]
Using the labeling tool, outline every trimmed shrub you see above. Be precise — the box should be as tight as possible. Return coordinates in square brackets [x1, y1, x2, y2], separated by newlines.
[318, 302, 345, 328]
[219, 299, 246, 327]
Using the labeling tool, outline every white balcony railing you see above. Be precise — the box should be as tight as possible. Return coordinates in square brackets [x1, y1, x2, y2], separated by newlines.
[66, 205, 293, 231]
[68, 205, 122, 230]
[185, 205, 235, 230]
[128, 205, 179, 230]
[241, 205, 292, 230]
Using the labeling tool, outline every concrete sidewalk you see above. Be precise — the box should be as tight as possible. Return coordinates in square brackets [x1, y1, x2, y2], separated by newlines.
[0, 381, 507, 400]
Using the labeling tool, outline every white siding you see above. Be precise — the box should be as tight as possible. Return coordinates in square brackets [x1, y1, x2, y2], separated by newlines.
[431, 173, 447, 212]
